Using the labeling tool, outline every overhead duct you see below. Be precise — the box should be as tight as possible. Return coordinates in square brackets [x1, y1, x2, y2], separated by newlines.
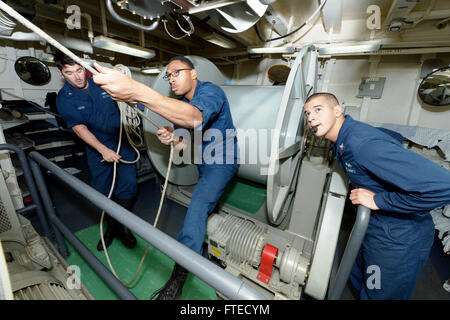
[0, 3, 94, 54]
[0, 0, 37, 36]
[0, 10, 15, 36]
[321, 0, 342, 33]
[206, 0, 270, 33]
[0, 31, 94, 54]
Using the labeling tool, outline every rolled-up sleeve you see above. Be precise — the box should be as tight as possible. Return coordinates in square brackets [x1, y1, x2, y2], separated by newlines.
[56, 94, 84, 130]
[189, 84, 224, 127]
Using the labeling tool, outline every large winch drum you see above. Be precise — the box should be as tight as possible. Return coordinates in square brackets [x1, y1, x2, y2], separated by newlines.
[143, 46, 318, 223]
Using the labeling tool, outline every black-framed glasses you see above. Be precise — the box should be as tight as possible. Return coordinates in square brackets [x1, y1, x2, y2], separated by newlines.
[163, 68, 192, 81]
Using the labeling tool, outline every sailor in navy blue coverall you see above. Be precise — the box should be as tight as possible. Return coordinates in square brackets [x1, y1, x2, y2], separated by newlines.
[173, 79, 238, 254]
[54, 50, 137, 251]
[304, 92, 450, 300]
[93, 56, 238, 300]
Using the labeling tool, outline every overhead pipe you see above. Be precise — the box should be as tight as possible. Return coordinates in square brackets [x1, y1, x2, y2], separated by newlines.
[189, 0, 245, 15]
[80, 12, 94, 42]
[0, 31, 94, 54]
[105, 0, 159, 31]
[0, 1, 195, 59]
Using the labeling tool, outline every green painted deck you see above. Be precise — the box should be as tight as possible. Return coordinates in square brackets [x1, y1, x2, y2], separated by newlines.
[220, 177, 266, 214]
[64, 224, 218, 300]
[63, 177, 266, 299]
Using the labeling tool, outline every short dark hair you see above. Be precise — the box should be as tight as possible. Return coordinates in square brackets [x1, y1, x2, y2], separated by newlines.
[167, 56, 194, 69]
[54, 50, 79, 70]
[305, 92, 339, 106]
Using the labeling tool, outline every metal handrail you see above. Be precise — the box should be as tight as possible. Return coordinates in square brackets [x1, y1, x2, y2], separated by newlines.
[327, 205, 371, 300]
[28, 151, 266, 300]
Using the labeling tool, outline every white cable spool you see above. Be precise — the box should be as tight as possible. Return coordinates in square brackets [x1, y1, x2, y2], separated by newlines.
[143, 46, 318, 225]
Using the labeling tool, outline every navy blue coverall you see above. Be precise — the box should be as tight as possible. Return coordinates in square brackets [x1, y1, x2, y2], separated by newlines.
[56, 77, 137, 200]
[174, 80, 239, 254]
[334, 115, 450, 299]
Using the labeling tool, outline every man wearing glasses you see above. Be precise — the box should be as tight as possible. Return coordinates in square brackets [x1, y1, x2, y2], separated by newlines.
[93, 56, 238, 300]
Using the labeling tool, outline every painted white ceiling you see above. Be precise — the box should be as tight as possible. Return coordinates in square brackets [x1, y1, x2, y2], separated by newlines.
[2, 0, 450, 66]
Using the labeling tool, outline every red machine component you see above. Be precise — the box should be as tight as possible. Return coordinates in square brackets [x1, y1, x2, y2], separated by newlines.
[257, 243, 278, 284]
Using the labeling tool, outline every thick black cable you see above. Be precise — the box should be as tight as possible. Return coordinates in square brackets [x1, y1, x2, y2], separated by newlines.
[253, 22, 306, 43]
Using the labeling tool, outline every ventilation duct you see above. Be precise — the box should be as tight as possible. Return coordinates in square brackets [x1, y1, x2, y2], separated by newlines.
[0, 10, 15, 36]
[0, 31, 94, 55]
[207, 0, 269, 33]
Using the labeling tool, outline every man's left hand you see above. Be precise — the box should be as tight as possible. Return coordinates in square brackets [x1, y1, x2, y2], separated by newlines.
[349, 188, 379, 210]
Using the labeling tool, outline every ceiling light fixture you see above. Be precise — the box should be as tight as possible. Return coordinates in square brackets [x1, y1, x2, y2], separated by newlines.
[203, 32, 237, 49]
[92, 35, 156, 59]
[247, 46, 295, 54]
[141, 66, 162, 74]
[318, 44, 381, 56]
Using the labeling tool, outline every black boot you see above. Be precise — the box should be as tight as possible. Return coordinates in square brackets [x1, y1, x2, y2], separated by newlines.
[150, 264, 188, 300]
[97, 214, 117, 251]
[114, 197, 137, 249]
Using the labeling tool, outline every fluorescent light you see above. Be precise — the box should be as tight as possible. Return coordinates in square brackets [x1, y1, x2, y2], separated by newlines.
[188, 0, 245, 14]
[92, 35, 155, 59]
[203, 32, 236, 49]
[319, 44, 381, 55]
[141, 67, 161, 74]
[247, 46, 295, 54]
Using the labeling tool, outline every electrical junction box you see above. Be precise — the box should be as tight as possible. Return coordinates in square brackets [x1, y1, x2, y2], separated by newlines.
[357, 77, 386, 98]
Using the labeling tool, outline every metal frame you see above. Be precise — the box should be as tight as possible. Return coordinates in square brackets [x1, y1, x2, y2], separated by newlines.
[25, 150, 266, 300]
[327, 205, 371, 300]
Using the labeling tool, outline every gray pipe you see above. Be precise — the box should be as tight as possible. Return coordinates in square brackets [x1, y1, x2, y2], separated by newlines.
[29, 159, 70, 258]
[50, 213, 137, 299]
[29, 157, 137, 299]
[28, 151, 266, 300]
[0, 144, 52, 240]
[327, 205, 371, 300]
[105, 0, 159, 31]
[16, 204, 37, 216]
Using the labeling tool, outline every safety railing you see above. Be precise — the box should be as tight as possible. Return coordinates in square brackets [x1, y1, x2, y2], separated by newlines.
[26, 150, 266, 300]
[327, 205, 371, 300]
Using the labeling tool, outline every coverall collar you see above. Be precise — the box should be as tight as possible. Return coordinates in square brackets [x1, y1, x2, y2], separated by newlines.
[334, 114, 354, 157]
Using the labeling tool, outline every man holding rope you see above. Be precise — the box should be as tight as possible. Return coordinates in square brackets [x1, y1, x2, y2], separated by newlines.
[54, 50, 137, 252]
[93, 56, 239, 300]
